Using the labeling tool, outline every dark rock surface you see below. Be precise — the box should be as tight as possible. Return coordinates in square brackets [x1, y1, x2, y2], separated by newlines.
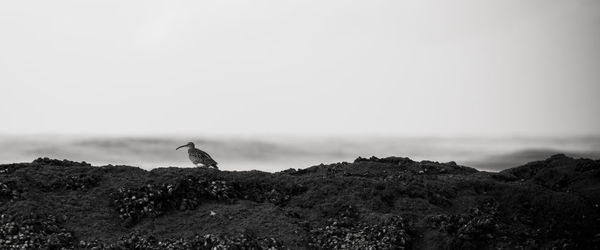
[0, 155, 599, 249]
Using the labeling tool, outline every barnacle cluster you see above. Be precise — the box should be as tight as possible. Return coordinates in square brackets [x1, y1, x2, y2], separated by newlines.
[113, 177, 235, 222]
[78, 232, 287, 250]
[113, 184, 177, 222]
[113, 175, 305, 223]
[309, 216, 411, 250]
[0, 214, 74, 250]
[0, 182, 19, 201]
[51, 174, 101, 191]
[0, 213, 288, 250]
[265, 189, 290, 205]
[427, 201, 500, 248]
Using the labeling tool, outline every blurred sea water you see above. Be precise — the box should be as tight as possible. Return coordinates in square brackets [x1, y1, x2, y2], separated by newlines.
[1, 135, 599, 172]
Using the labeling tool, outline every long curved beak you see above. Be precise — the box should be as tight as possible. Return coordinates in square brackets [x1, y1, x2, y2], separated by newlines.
[176, 145, 187, 150]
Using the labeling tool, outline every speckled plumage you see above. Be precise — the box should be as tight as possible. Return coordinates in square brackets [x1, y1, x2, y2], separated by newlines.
[188, 147, 218, 168]
[177, 142, 218, 169]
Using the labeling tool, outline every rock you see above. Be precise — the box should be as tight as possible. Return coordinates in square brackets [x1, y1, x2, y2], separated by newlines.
[1, 155, 598, 249]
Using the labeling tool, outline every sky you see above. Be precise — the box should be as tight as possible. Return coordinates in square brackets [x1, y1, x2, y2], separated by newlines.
[1, 0, 599, 137]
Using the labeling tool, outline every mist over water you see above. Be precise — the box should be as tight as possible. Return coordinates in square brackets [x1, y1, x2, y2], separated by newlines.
[1, 135, 599, 172]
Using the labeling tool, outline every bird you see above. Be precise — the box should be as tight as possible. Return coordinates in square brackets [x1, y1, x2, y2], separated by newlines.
[176, 142, 218, 169]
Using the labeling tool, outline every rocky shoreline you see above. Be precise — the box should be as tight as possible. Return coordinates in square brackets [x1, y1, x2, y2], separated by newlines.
[1, 155, 599, 249]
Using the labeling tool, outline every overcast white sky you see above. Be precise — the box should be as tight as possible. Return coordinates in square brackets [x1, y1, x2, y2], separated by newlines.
[1, 0, 599, 136]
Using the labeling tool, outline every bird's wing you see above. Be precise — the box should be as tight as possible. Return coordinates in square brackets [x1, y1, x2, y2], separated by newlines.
[193, 149, 218, 165]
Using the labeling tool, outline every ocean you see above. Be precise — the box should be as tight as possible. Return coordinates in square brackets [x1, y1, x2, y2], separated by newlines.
[1, 135, 599, 172]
